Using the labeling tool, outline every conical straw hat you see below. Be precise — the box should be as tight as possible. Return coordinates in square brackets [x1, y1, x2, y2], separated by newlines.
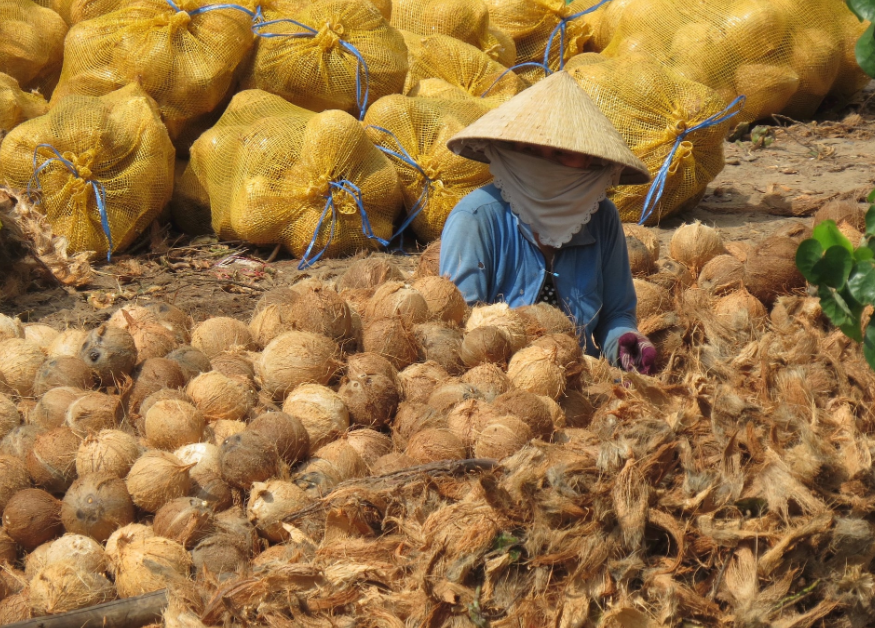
[447, 71, 651, 185]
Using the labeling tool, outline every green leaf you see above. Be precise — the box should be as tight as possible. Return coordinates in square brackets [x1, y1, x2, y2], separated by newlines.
[842, 321, 864, 343]
[812, 246, 853, 289]
[849, 0, 875, 21]
[865, 319, 875, 371]
[856, 23, 875, 79]
[796, 239, 824, 283]
[812, 220, 854, 253]
[868, 189, 875, 203]
[848, 260, 875, 304]
[855, 246, 874, 262]
[818, 285, 856, 329]
[866, 204, 875, 236]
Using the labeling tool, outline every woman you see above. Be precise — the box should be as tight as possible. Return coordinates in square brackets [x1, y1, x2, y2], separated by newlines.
[439, 71, 656, 374]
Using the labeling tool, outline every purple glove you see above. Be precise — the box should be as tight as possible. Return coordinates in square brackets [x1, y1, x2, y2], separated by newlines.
[618, 332, 657, 375]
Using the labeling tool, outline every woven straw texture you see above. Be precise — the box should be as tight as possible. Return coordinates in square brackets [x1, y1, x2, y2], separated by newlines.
[242, 0, 408, 116]
[50, 0, 256, 138]
[567, 53, 730, 225]
[169, 159, 212, 237]
[448, 70, 650, 185]
[600, 0, 867, 123]
[0, 0, 67, 92]
[190, 89, 403, 259]
[0, 71, 48, 133]
[364, 94, 493, 241]
[390, 0, 515, 67]
[0, 83, 175, 258]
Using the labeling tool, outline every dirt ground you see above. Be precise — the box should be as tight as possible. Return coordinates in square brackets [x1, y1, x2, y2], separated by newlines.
[4, 85, 875, 328]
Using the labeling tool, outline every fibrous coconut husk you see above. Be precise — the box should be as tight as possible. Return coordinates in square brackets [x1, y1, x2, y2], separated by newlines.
[427, 382, 483, 415]
[743, 237, 806, 306]
[0, 314, 24, 342]
[670, 221, 725, 275]
[413, 322, 464, 374]
[405, 429, 466, 464]
[344, 429, 393, 469]
[285, 285, 356, 347]
[44, 533, 108, 574]
[338, 257, 404, 291]
[633, 278, 671, 320]
[647, 259, 694, 292]
[112, 535, 192, 598]
[185, 371, 254, 423]
[466, 304, 527, 354]
[78, 326, 138, 386]
[0, 394, 20, 441]
[473, 416, 533, 460]
[413, 240, 441, 279]
[623, 224, 660, 260]
[26, 426, 80, 493]
[411, 276, 467, 325]
[126, 451, 192, 513]
[460, 326, 512, 368]
[61, 472, 134, 543]
[625, 235, 655, 276]
[126, 358, 186, 415]
[65, 392, 122, 437]
[447, 398, 510, 452]
[190, 317, 255, 359]
[45, 329, 88, 359]
[165, 346, 212, 382]
[248, 412, 310, 465]
[339, 372, 399, 429]
[814, 199, 865, 231]
[365, 282, 429, 327]
[0, 338, 45, 397]
[257, 331, 342, 400]
[1, 424, 43, 460]
[247, 480, 312, 542]
[145, 400, 205, 451]
[362, 316, 419, 371]
[0, 526, 17, 564]
[29, 559, 115, 615]
[220, 430, 281, 490]
[397, 361, 450, 404]
[391, 401, 446, 450]
[460, 363, 511, 401]
[698, 254, 744, 295]
[507, 345, 566, 400]
[371, 452, 417, 474]
[153, 497, 214, 548]
[0, 590, 31, 624]
[493, 390, 553, 439]
[2, 489, 63, 550]
[210, 353, 255, 383]
[282, 384, 349, 453]
[32, 357, 94, 397]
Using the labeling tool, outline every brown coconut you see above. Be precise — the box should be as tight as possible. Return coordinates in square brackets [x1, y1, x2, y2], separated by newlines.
[838, 219, 864, 247]
[517, 302, 576, 338]
[391, 402, 446, 450]
[0, 314, 24, 342]
[814, 199, 865, 231]
[724, 241, 752, 264]
[346, 352, 398, 383]
[145, 400, 205, 451]
[61, 473, 134, 542]
[414, 323, 464, 374]
[29, 388, 83, 431]
[648, 259, 694, 291]
[460, 363, 511, 401]
[460, 326, 512, 368]
[411, 276, 467, 325]
[112, 536, 191, 598]
[185, 371, 253, 422]
[248, 412, 310, 465]
[173, 443, 220, 477]
[364, 282, 429, 327]
[371, 452, 417, 474]
[139, 389, 193, 423]
[473, 416, 533, 460]
[32, 357, 94, 397]
[0, 339, 45, 397]
[465, 303, 527, 354]
[537, 394, 566, 430]
[446, 399, 510, 451]
[669, 221, 726, 275]
[493, 390, 553, 440]
[188, 470, 233, 512]
[285, 285, 355, 346]
[190, 532, 248, 578]
[190, 317, 255, 359]
[78, 326, 138, 386]
[362, 316, 419, 370]
[338, 372, 399, 429]
[714, 289, 768, 333]
[164, 346, 211, 382]
[25, 543, 50, 579]
[742, 237, 806, 306]
[105, 524, 154, 568]
[414, 240, 441, 279]
[697, 254, 744, 295]
[507, 346, 566, 400]
[153, 497, 213, 548]
[45, 330, 88, 359]
[211, 419, 246, 446]
[44, 533, 108, 574]
[405, 429, 466, 464]
[76, 430, 141, 478]
[126, 451, 192, 513]
[219, 430, 280, 490]
[397, 361, 450, 404]
[338, 257, 404, 291]
[281, 384, 349, 452]
[340, 288, 375, 316]
[427, 382, 483, 415]
[127, 358, 186, 415]
[65, 392, 122, 437]
[26, 427, 80, 493]
[344, 429, 393, 469]
[296, 440, 368, 496]
[126, 320, 179, 363]
[1, 424, 44, 460]
[210, 353, 255, 383]
[108, 303, 190, 345]
[246, 480, 312, 542]
[531, 333, 583, 371]
[0, 590, 32, 623]
[0, 454, 29, 513]
[0, 394, 20, 441]
[249, 303, 295, 348]
[257, 331, 342, 400]
[3, 489, 62, 550]
[623, 224, 660, 260]
[625, 235, 655, 276]
[634, 279, 671, 320]
[29, 560, 115, 615]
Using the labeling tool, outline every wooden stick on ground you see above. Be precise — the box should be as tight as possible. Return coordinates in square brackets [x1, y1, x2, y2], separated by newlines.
[5, 589, 168, 628]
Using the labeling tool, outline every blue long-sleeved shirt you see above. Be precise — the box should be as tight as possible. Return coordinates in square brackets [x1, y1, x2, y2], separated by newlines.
[438, 184, 638, 365]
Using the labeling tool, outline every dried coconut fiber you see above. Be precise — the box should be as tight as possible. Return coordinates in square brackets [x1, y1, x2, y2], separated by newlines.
[190, 89, 403, 265]
[49, 0, 256, 139]
[0, 72, 47, 134]
[0, 0, 67, 93]
[0, 83, 174, 259]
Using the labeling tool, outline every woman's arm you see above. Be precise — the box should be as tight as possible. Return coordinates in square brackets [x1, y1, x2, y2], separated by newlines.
[438, 206, 495, 305]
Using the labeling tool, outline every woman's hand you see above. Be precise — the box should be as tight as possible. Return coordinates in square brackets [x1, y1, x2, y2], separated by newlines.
[617, 332, 657, 375]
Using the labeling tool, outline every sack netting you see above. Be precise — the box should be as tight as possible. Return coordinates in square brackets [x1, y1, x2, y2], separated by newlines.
[0, 83, 175, 258]
[390, 0, 516, 68]
[599, 0, 869, 123]
[50, 0, 256, 139]
[242, 0, 408, 117]
[0, 71, 48, 134]
[190, 89, 402, 260]
[567, 53, 731, 225]
[0, 0, 67, 94]
[364, 94, 493, 242]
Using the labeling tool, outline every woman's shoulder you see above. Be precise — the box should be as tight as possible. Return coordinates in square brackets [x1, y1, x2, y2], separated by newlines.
[449, 184, 508, 218]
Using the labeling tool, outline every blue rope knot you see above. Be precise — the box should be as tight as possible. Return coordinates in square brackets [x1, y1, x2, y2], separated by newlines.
[543, 0, 612, 72]
[28, 143, 113, 262]
[638, 95, 746, 225]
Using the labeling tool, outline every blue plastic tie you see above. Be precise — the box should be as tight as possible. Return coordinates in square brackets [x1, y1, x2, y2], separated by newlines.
[29, 143, 114, 261]
[163, 0, 258, 18]
[638, 95, 746, 225]
[480, 61, 550, 97]
[543, 0, 612, 72]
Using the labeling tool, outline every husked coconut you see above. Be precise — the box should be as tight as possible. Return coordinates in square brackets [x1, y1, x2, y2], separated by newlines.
[189, 470, 233, 512]
[669, 221, 725, 275]
[62, 473, 134, 542]
[1, 424, 43, 460]
[112, 536, 191, 598]
[32, 357, 94, 396]
[173, 442, 220, 477]
[0, 314, 24, 342]
[123, 317, 179, 362]
[26, 427, 80, 493]
[0, 339, 45, 397]
[3, 489, 63, 550]
[165, 346, 211, 381]
[65, 392, 122, 436]
[414, 323, 464, 374]
[210, 353, 255, 382]
[698, 254, 744, 295]
[537, 395, 566, 429]
[249, 303, 294, 348]
[724, 241, 752, 263]
[531, 333, 582, 370]
[338, 257, 404, 291]
[460, 326, 512, 368]
[362, 317, 419, 370]
[461, 363, 511, 401]
[30, 559, 115, 615]
[185, 371, 253, 422]
[714, 289, 767, 333]
[139, 389, 193, 422]
[108, 304, 189, 345]
[142, 303, 191, 344]
[465, 304, 527, 353]
[507, 345, 566, 399]
[633, 279, 671, 320]
[648, 259, 694, 291]
[344, 429, 393, 469]
[398, 361, 449, 404]
[0, 590, 31, 623]
[30, 388, 83, 431]
[153, 497, 213, 548]
[190, 317, 255, 359]
[414, 240, 441, 279]
[0, 394, 20, 441]
[427, 382, 483, 415]
[0, 527, 16, 564]
[76, 430, 141, 478]
[493, 390, 553, 439]
[517, 303, 575, 337]
[285, 285, 355, 345]
[346, 352, 398, 384]
[211, 419, 246, 446]
[219, 430, 280, 489]
[46, 329, 88, 359]
[105, 523, 154, 569]
[190, 532, 248, 578]
[405, 429, 466, 464]
[26, 542, 51, 579]
[44, 534, 107, 574]
[411, 276, 467, 325]
[743, 237, 806, 306]
[371, 452, 417, 474]
[247, 480, 312, 542]
[78, 326, 138, 386]
[473, 416, 533, 459]
[623, 224, 660, 260]
[814, 199, 865, 231]
[282, 384, 349, 452]
[126, 451, 192, 513]
[338, 372, 398, 429]
[0, 454, 29, 513]
[364, 282, 429, 326]
[248, 412, 310, 465]
[257, 331, 342, 400]
[391, 402, 446, 450]
[127, 358, 186, 416]
[447, 399, 510, 451]
[145, 400, 205, 451]
[625, 236, 654, 276]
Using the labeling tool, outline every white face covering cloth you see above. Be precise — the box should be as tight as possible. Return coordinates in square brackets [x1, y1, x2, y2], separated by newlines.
[480, 142, 619, 248]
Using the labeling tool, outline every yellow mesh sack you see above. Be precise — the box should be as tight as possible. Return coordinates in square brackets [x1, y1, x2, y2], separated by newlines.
[50, 0, 256, 138]
[567, 54, 735, 225]
[830, 6, 871, 101]
[191, 89, 403, 263]
[32, 0, 72, 23]
[403, 34, 525, 107]
[0, 72, 48, 133]
[0, 0, 67, 92]
[242, 0, 407, 118]
[364, 94, 493, 242]
[168, 160, 212, 236]
[601, 0, 851, 123]
[390, 0, 515, 67]
[0, 83, 175, 258]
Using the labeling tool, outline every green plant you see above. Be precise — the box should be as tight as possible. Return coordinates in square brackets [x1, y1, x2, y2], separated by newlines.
[848, 0, 875, 77]
[796, 191, 875, 368]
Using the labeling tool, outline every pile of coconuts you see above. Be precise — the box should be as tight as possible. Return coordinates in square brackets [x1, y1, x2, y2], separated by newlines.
[0, 216, 816, 622]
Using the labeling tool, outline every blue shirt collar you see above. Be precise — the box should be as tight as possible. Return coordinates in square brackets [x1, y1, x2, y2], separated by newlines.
[514, 210, 597, 248]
